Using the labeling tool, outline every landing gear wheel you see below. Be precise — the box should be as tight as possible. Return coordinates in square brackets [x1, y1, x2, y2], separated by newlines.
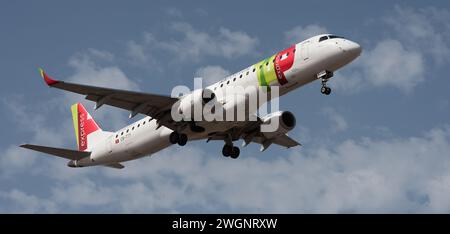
[178, 134, 188, 146]
[321, 86, 331, 95]
[230, 147, 240, 159]
[222, 145, 233, 157]
[169, 132, 179, 144]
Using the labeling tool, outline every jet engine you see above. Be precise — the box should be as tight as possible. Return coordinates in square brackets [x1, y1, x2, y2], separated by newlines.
[260, 111, 296, 139]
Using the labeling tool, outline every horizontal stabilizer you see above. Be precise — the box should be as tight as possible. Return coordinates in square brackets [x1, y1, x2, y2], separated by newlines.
[20, 144, 91, 161]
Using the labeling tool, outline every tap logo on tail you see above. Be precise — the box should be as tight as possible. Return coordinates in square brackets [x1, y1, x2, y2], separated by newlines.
[71, 103, 101, 151]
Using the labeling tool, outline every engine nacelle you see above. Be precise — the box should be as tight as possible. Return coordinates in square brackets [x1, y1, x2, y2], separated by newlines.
[177, 88, 216, 120]
[260, 111, 296, 139]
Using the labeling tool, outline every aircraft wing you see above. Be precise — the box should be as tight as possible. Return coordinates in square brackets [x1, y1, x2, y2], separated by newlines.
[206, 116, 301, 151]
[39, 68, 179, 130]
[271, 134, 301, 148]
[247, 134, 301, 151]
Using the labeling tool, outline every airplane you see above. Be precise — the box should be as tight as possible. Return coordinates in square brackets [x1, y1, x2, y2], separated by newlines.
[20, 34, 362, 169]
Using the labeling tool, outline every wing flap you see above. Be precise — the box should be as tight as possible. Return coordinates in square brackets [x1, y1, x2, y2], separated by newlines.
[271, 134, 301, 148]
[20, 144, 91, 160]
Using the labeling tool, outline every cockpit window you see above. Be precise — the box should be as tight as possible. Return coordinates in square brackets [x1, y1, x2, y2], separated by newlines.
[319, 36, 328, 42]
[319, 35, 345, 42]
[329, 35, 344, 39]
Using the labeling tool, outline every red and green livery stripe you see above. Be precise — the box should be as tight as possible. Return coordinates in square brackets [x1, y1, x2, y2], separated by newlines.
[255, 45, 296, 87]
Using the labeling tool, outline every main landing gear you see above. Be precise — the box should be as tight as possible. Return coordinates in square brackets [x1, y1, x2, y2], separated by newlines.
[222, 144, 240, 159]
[169, 131, 188, 146]
[318, 70, 333, 95]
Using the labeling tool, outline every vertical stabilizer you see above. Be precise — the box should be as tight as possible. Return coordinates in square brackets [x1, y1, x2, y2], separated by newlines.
[70, 103, 102, 151]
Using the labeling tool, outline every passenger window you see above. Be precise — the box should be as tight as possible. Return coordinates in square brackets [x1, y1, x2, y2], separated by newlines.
[266, 62, 269, 66]
[233, 78, 236, 81]
[253, 68, 256, 72]
[126, 129, 129, 133]
[239, 74, 242, 78]
[121, 132, 123, 136]
[221, 84, 223, 87]
[138, 124, 140, 127]
[227, 81, 230, 84]
[246, 71, 249, 75]
[115, 134, 118, 138]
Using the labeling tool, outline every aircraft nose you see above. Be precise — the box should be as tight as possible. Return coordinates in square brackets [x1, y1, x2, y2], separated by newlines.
[345, 40, 362, 57]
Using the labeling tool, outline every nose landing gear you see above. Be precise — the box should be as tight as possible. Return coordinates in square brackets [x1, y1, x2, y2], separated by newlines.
[318, 70, 333, 95]
[321, 84, 332, 95]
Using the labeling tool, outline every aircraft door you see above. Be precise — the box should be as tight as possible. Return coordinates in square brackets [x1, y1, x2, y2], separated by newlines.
[107, 135, 113, 154]
[301, 41, 310, 61]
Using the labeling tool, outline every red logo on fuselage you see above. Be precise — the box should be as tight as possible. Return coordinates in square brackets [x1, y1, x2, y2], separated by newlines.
[274, 45, 296, 85]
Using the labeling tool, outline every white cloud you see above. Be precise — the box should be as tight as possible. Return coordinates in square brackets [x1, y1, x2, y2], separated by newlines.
[3, 11, 450, 214]
[215, 27, 259, 58]
[329, 70, 364, 94]
[0, 146, 38, 177]
[0, 97, 73, 176]
[127, 22, 259, 63]
[86, 48, 115, 62]
[0, 189, 57, 213]
[0, 49, 140, 178]
[334, 6, 450, 94]
[165, 7, 183, 18]
[66, 50, 140, 130]
[385, 6, 450, 65]
[68, 53, 138, 91]
[362, 39, 424, 92]
[322, 107, 348, 133]
[51, 178, 115, 208]
[426, 175, 450, 211]
[3, 125, 450, 213]
[195, 65, 230, 85]
[126, 40, 149, 65]
[284, 24, 328, 44]
[332, 39, 425, 93]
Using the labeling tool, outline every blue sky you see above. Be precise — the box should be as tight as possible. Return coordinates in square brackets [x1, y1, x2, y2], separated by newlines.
[1, 0, 450, 213]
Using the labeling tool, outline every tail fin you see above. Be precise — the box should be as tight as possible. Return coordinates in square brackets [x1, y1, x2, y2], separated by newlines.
[71, 103, 102, 151]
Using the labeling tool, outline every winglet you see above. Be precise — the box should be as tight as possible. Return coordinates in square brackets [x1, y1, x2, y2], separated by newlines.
[38, 68, 59, 86]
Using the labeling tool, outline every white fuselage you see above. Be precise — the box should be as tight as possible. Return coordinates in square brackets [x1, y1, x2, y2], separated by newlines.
[74, 35, 362, 167]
